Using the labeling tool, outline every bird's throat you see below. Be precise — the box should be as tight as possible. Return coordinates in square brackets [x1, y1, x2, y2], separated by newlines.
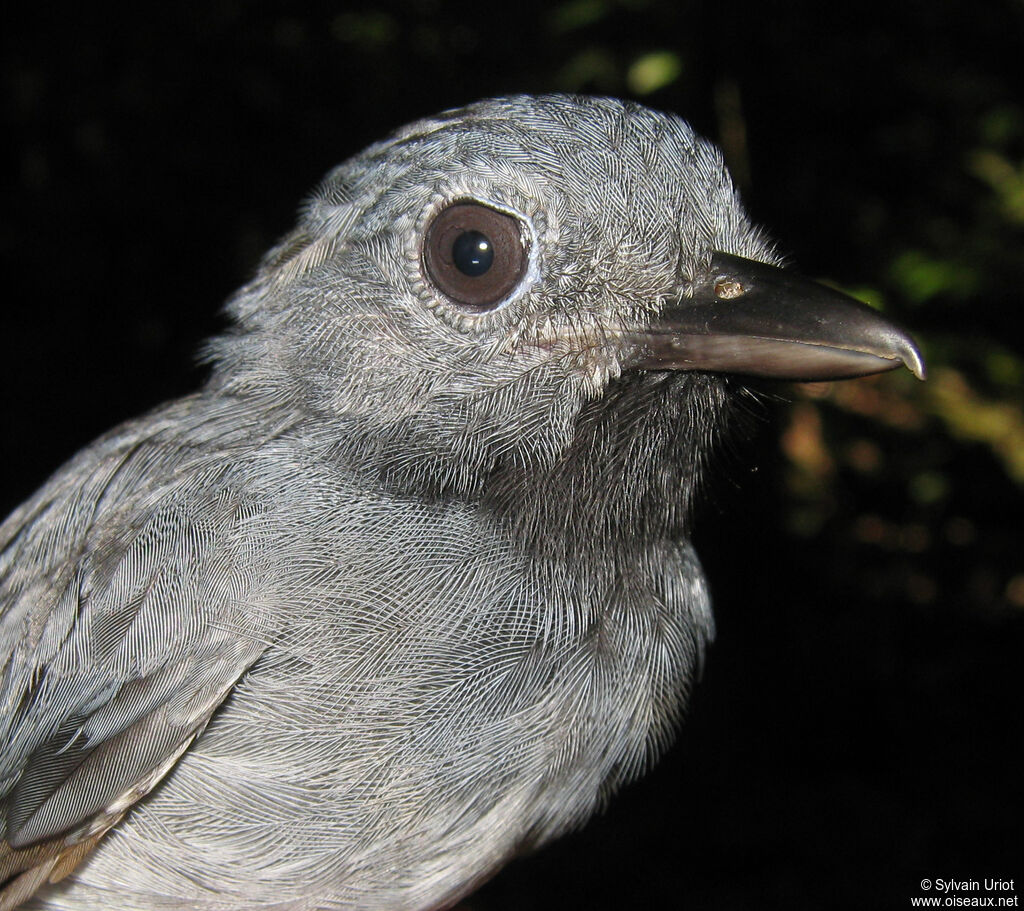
[481, 371, 732, 559]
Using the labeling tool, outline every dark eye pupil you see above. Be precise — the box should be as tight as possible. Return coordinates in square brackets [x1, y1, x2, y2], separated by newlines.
[451, 230, 494, 277]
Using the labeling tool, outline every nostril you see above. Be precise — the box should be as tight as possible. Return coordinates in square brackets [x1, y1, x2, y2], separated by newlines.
[714, 279, 745, 300]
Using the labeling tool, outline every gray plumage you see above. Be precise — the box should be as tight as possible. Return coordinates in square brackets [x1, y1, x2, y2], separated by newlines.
[0, 95, 922, 910]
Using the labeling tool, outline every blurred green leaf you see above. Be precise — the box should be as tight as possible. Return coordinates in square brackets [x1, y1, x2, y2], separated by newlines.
[970, 149, 1024, 225]
[556, 47, 621, 91]
[926, 367, 1024, 484]
[889, 250, 980, 304]
[626, 51, 682, 95]
[548, 0, 612, 33]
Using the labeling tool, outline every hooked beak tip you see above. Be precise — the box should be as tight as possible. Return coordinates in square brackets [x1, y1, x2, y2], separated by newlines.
[899, 337, 927, 381]
[624, 252, 927, 383]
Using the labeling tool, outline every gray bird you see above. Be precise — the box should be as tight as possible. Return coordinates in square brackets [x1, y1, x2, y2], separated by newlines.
[0, 95, 923, 910]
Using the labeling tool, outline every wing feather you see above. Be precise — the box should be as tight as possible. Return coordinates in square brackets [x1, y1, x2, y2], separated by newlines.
[0, 409, 276, 903]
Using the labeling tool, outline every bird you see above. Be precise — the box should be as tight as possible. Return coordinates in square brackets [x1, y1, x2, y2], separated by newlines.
[0, 94, 924, 911]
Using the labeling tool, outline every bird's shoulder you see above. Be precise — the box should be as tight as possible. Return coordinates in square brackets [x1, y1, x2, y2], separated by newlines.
[0, 394, 285, 905]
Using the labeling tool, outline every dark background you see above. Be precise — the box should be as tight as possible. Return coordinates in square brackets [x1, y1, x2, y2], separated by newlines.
[2, 2, 1021, 909]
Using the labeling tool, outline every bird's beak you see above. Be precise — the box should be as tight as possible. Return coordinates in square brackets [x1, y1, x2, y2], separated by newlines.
[624, 252, 925, 381]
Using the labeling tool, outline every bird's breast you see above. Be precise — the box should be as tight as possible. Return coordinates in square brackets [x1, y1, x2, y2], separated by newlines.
[61, 481, 712, 910]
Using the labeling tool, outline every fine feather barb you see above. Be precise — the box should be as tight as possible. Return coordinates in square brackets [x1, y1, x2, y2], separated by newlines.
[0, 820, 117, 910]
[0, 398, 280, 907]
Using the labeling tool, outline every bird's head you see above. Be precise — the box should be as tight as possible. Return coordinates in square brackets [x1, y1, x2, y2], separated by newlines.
[209, 95, 922, 539]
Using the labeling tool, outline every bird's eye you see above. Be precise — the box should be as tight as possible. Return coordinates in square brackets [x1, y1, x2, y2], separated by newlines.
[423, 202, 528, 309]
